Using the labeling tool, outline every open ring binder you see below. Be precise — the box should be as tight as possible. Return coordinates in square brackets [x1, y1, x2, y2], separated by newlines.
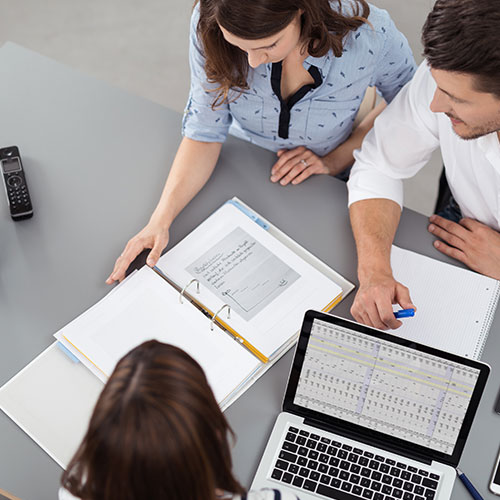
[179, 278, 200, 304]
[0, 197, 353, 471]
[211, 304, 231, 331]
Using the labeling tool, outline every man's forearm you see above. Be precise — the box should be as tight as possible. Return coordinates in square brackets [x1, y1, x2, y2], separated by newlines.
[349, 198, 401, 282]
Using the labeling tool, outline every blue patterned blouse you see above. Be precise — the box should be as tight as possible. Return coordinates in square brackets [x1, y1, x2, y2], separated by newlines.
[182, 2, 416, 157]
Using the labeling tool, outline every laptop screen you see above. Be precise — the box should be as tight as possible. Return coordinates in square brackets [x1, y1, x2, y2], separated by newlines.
[286, 312, 489, 465]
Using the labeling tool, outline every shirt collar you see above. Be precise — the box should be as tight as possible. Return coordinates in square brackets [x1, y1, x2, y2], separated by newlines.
[477, 132, 500, 174]
[304, 52, 332, 80]
[263, 51, 332, 80]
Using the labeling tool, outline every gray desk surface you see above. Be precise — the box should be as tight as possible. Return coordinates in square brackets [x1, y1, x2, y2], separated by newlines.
[0, 42, 498, 500]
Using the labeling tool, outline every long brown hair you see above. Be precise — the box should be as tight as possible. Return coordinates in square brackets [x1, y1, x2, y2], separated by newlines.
[61, 341, 244, 500]
[197, 0, 370, 107]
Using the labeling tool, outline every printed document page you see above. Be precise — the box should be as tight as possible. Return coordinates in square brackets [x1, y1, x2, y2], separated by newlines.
[158, 203, 343, 357]
[60, 266, 260, 403]
[390, 245, 499, 359]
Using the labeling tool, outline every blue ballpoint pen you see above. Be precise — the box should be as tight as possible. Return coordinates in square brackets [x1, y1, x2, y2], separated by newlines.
[456, 467, 484, 500]
[393, 308, 415, 319]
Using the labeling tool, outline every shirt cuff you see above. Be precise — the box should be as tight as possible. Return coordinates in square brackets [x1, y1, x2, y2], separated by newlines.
[181, 96, 230, 143]
[347, 164, 404, 209]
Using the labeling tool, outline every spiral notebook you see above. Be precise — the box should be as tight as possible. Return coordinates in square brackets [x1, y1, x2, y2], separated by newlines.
[390, 245, 500, 359]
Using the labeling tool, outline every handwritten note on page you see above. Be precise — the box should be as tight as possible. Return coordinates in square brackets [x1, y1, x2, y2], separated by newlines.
[186, 227, 300, 321]
[159, 203, 343, 357]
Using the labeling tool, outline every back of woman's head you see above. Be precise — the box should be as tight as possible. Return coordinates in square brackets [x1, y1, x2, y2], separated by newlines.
[61, 340, 243, 500]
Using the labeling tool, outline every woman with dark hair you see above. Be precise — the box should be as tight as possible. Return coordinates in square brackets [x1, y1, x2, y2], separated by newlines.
[59, 340, 298, 500]
[106, 0, 415, 285]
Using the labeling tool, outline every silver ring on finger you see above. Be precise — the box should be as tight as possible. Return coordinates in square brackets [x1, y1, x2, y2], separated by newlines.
[300, 158, 308, 168]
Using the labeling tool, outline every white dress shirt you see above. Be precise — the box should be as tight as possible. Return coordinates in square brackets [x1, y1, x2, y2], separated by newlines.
[348, 61, 500, 232]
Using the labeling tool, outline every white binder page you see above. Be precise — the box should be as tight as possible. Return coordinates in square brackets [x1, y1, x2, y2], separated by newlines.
[158, 203, 343, 357]
[60, 266, 259, 403]
[390, 245, 499, 359]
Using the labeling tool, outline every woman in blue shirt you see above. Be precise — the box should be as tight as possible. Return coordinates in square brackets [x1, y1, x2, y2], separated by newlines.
[107, 0, 415, 284]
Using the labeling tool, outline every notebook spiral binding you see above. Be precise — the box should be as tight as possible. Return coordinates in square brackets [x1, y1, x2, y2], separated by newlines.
[473, 281, 500, 359]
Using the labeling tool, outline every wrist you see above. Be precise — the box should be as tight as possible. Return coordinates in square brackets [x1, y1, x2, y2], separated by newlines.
[324, 142, 355, 176]
[324, 150, 345, 176]
[149, 206, 174, 231]
[357, 259, 393, 285]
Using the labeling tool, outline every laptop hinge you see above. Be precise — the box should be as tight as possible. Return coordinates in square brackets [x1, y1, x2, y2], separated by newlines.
[303, 417, 432, 466]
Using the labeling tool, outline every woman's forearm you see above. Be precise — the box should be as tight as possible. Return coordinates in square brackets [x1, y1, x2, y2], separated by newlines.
[150, 137, 223, 228]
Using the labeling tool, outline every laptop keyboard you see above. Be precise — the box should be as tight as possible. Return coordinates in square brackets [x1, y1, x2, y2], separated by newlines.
[270, 425, 442, 500]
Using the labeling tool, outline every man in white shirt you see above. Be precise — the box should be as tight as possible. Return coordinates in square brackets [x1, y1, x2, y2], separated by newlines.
[347, 0, 500, 330]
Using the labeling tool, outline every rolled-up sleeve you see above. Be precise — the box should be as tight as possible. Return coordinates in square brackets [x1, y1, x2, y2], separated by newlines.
[371, 14, 416, 104]
[348, 61, 441, 208]
[182, 6, 232, 142]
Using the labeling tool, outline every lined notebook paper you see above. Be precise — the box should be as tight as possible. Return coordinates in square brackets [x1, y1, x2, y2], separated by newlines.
[391, 246, 499, 359]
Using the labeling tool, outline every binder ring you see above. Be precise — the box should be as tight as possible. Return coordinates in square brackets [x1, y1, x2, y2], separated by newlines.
[179, 279, 200, 304]
[211, 304, 231, 331]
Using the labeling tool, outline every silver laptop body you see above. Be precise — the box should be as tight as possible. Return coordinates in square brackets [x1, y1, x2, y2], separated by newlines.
[252, 311, 489, 500]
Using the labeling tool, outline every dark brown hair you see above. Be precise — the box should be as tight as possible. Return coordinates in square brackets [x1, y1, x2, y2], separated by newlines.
[197, 0, 370, 107]
[422, 0, 500, 98]
[61, 341, 244, 500]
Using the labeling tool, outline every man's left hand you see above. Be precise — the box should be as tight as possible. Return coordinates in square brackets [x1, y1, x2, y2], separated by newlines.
[428, 214, 500, 279]
[270, 146, 329, 186]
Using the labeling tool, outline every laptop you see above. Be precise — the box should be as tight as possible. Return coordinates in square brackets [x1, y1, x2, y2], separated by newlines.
[251, 310, 489, 500]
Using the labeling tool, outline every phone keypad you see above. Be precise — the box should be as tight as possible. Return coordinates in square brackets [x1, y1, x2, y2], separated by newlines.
[6, 174, 31, 212]
[1, 147, 33, 220]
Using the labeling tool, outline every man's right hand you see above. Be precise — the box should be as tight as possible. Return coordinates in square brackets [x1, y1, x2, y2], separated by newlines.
[106, 221, 170, 284]
[350, 273, 416, 330]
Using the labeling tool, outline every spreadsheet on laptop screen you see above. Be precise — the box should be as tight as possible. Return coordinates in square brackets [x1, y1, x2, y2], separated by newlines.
[294, 319, 481, 455]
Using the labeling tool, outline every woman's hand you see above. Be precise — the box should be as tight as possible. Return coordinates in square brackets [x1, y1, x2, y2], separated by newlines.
[270, 101, 388, 186]
[106, 220, 170, 284]
[270, 146, 329, 185]
[105, 139, 222, 285]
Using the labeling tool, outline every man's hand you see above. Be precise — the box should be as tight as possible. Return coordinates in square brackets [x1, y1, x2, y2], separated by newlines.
[428, 214, 500, 279]
[351, 272, 416, 330]
[270, 146, 329, 185]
